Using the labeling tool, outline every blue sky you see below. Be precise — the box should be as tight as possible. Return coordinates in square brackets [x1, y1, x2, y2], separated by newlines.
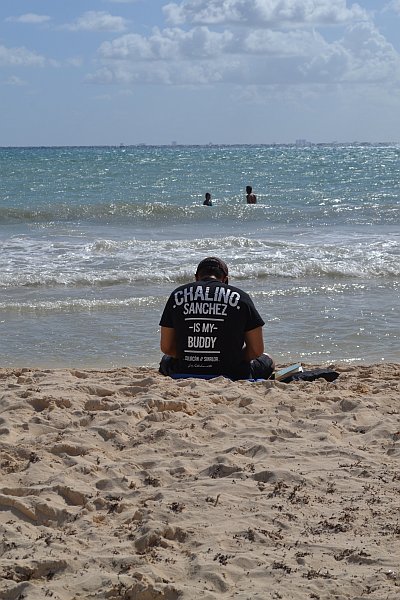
[1, 0, 400, 145]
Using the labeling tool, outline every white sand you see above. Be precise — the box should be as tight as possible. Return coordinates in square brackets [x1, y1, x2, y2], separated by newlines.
[0, 364, 399, 599]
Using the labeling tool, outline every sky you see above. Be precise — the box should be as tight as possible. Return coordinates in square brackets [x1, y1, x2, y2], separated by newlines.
[1, 0, 400, 146]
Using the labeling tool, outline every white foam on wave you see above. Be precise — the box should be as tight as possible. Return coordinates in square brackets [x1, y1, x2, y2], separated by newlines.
[0, 295, 162, 314]
[1, 233, 398, 289]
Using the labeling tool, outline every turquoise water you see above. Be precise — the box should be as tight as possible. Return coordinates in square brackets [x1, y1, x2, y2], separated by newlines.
[0, 144, 399, 367]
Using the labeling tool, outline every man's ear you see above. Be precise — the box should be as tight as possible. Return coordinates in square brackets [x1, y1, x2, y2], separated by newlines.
[195, 273, 199, 281]
[223, 276, 228, 284]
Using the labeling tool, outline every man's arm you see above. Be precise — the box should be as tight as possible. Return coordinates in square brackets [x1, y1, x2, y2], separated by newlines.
[160, 326, 178, 357]
[243, 326, 264, 361]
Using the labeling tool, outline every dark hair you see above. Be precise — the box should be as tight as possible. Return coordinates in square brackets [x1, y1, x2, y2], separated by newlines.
[197, 265, 224, 279]
[196, 257, 228, 280]
[246, 185, 252, 193]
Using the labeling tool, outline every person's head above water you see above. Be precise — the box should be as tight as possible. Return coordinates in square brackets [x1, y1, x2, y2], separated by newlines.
[203, 192, 212, 206]
[246, 185, 252, 194]
[195, 256, 228, 283]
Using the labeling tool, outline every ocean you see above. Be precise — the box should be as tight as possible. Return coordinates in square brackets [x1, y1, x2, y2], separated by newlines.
[0, 144, 399, 368]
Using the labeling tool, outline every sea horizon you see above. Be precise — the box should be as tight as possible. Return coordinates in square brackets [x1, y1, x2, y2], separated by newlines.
[1, 140, 399, 149]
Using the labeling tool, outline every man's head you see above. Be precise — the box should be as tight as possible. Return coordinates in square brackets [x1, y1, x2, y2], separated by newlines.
[246, 185, 252, 194]
[195, 257, 228, 283]
[205, 192, 211, 201]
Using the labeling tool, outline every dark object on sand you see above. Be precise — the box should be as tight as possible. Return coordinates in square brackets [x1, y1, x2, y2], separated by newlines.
[280, 368, 339, 383]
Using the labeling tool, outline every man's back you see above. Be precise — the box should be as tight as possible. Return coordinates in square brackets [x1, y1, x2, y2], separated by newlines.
[159, 278, 264, 378]
[246, 185, 257, 204]
[246, 193, 257, 204]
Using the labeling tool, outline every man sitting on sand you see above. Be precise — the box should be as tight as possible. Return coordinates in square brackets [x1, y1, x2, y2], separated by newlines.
[159, 257, 274, 380]
[246, 185, 257, 204]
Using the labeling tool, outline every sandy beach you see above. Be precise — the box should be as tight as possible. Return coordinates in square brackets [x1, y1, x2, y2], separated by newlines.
[0, 363, 399, 600]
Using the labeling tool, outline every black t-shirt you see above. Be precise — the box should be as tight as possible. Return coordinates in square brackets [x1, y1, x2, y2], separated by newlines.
[159, 278, 264, 378]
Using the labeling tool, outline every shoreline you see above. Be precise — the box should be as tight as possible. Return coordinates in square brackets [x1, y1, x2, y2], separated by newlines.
[1, 362, 399, 599]
[0, 357, 395, 372]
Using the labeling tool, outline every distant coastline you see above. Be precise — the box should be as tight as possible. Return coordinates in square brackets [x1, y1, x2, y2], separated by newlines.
[0, 141, 398, 149]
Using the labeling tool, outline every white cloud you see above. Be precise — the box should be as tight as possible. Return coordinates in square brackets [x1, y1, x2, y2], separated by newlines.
[164, 0, 368, 27]
[6, 13, 51, 24]
[0, 45, 46, 67]
[66, 57, 84, 68]
[86, 1, 400, 91]
[97, 25, 329, 64]
[98, 27, 235, 61]
[87, 59, 237, 85]
[66, 11, 128, 33]
[87, 67, 116, 84]
[89, 27, 240, 84]
[244, 29, 326, 56]
[299, 22, 400, 83]
[3, 75, 27, 86]
[341, 21, 400, 81]
[384, 1, 400, 14]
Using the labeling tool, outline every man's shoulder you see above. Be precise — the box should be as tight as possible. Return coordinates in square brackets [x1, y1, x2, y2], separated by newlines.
[170, 281, 195, 293]
[225, 283, 253, 301]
